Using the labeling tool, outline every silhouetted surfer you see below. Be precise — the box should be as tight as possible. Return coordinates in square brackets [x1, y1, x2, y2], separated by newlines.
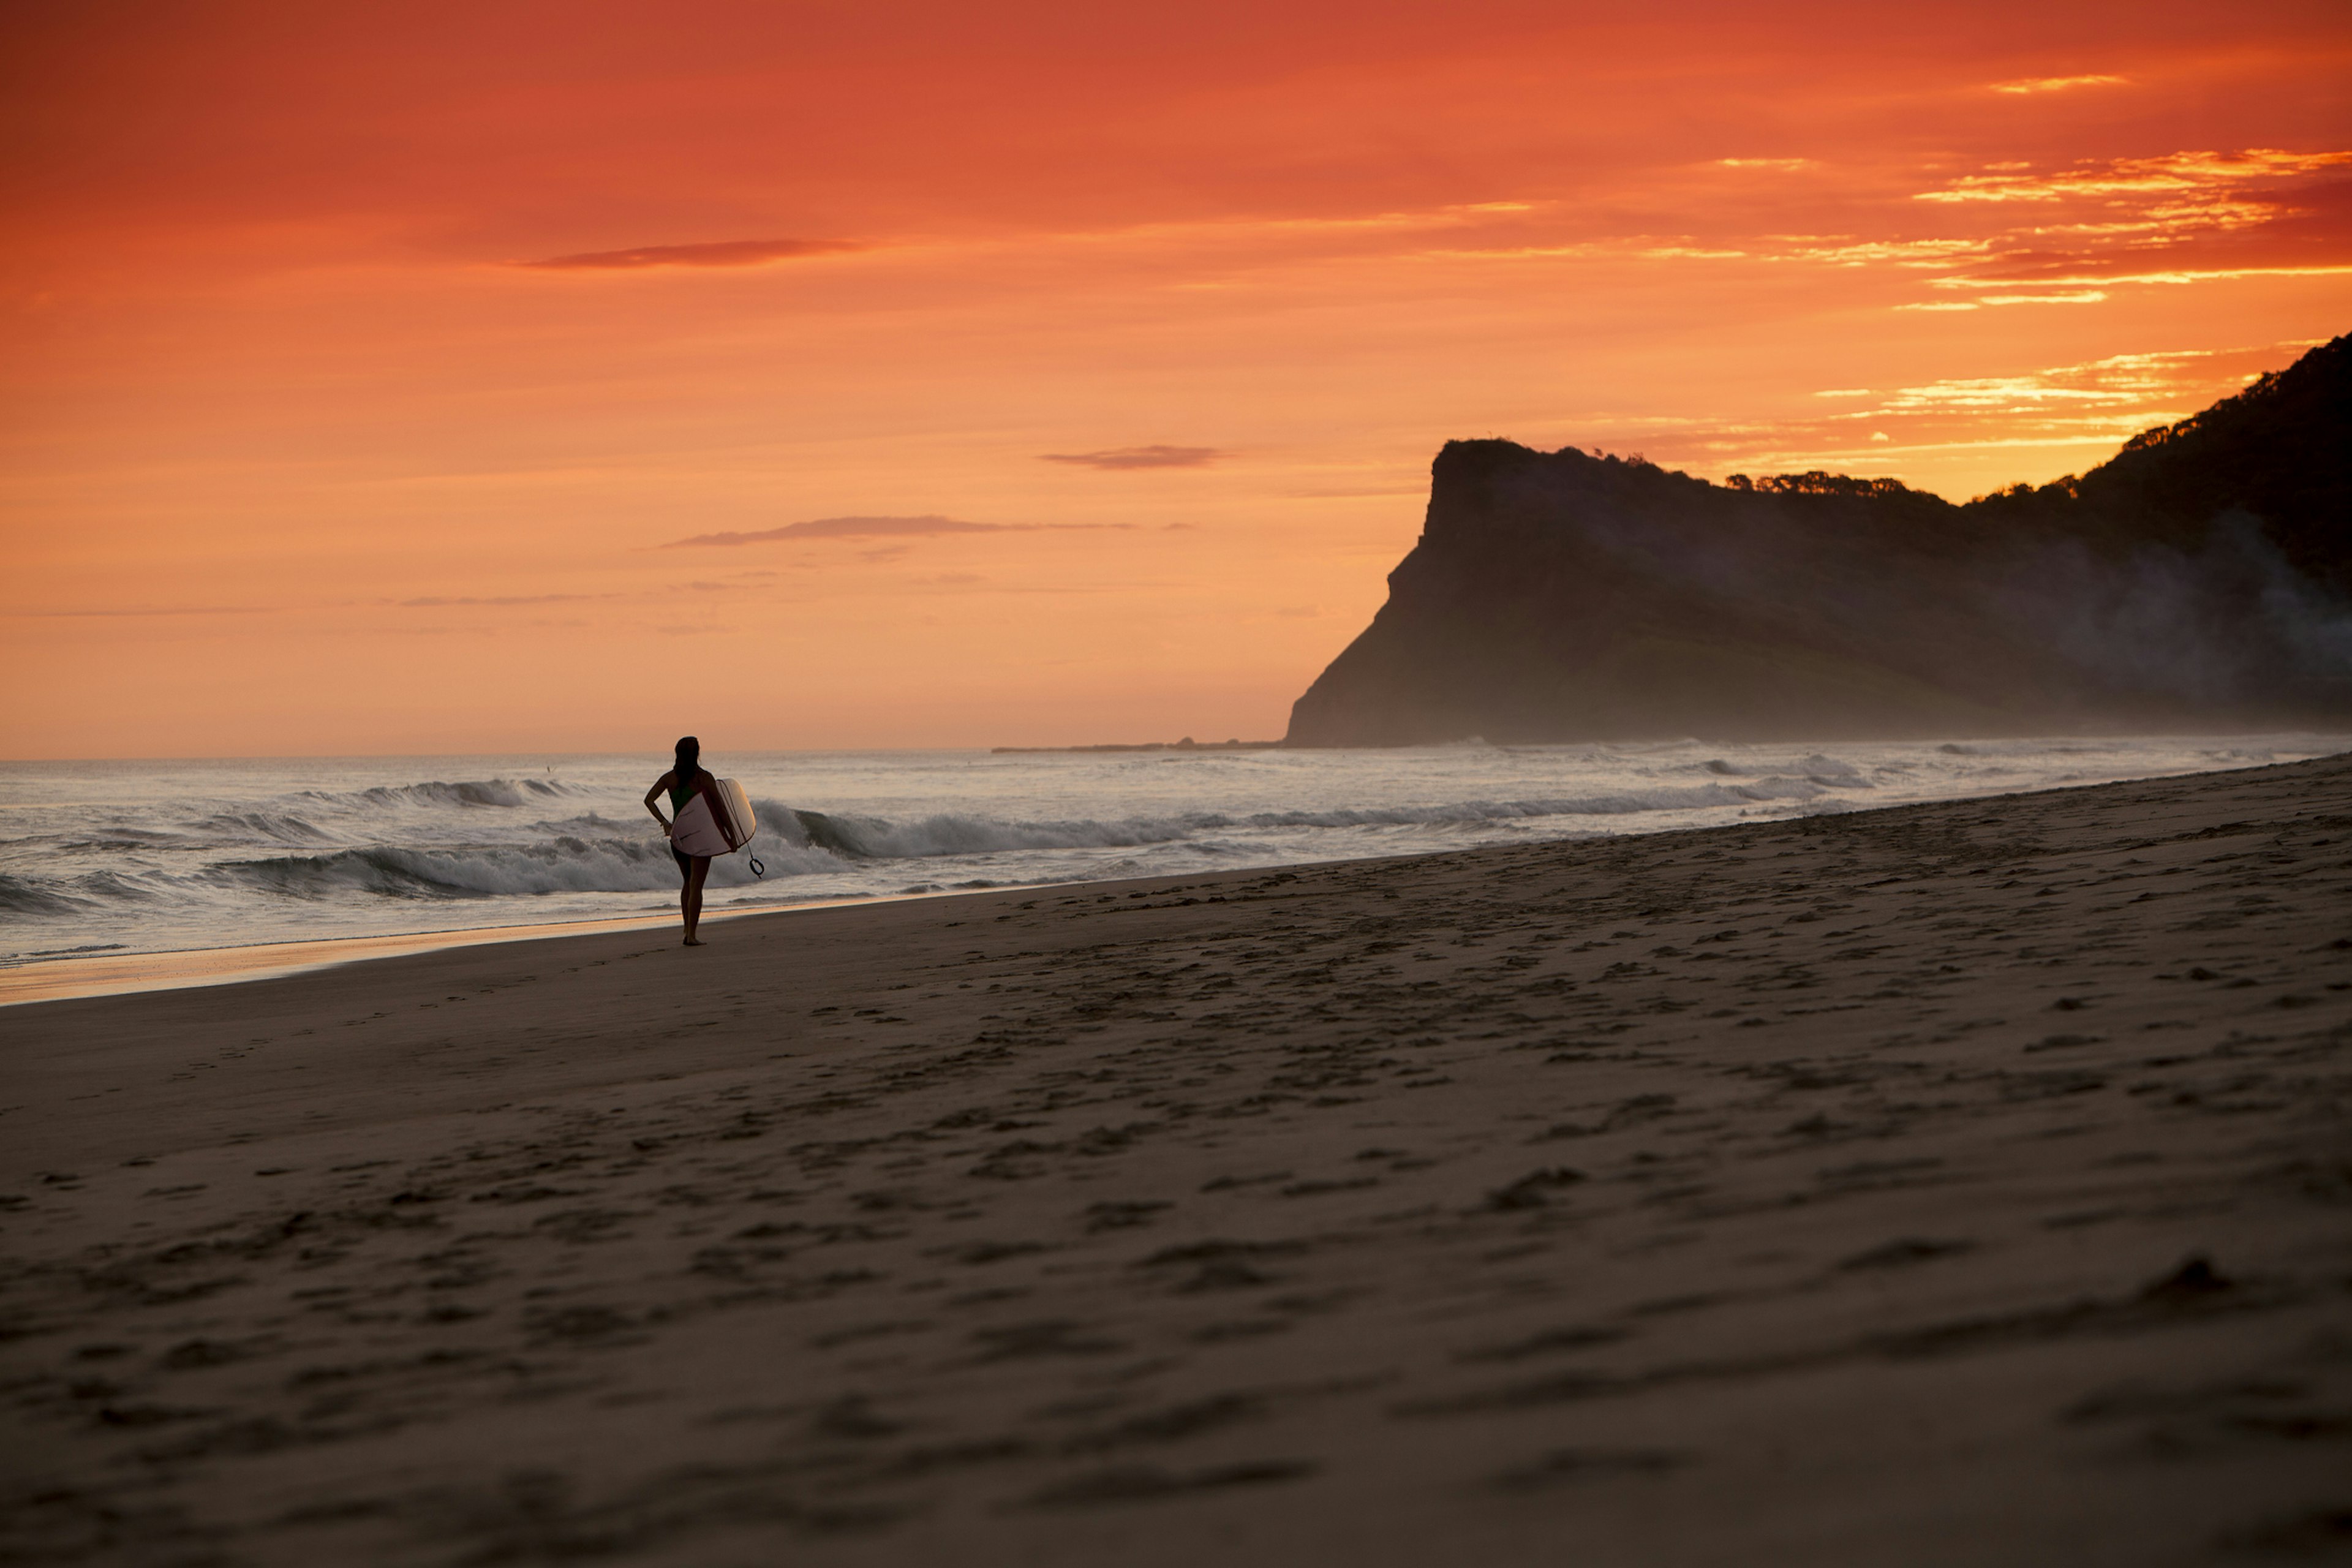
[645, 736, 716, 946]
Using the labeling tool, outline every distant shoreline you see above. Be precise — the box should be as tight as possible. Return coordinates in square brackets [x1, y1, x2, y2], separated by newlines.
[989, 737, 1285, 753]
[9, 742, 2342, 1006]
[36, 758, 2337, 1012]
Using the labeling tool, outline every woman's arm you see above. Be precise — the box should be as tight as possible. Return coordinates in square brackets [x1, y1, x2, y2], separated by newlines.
[644, 771, 676, 834]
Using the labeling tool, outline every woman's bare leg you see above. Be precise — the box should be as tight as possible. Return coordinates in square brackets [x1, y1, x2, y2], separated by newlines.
[683, 856, 711, 945]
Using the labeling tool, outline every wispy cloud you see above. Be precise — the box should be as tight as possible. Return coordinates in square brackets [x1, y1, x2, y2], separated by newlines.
[664, 515, 1131, 547]
[1915, 148, 2350, 207]
[1428, 143, 2341, 302]
[668, 515, 1007, 546]
[1931, 264, 2352, 289]
[1613, 341, 2309, 496]
[1989, 74, 2128, 95]
[519, 238, 867, 271]
[1774, 236, 1991, 268]
[6, 604, 275, 617]
[1899, 289, 2109, 309]
[1041, 445, 1224, 470]
[399, 594, 596, 606]
[1846, 147, 2352, 308]
[1852, 353, 2220, 413]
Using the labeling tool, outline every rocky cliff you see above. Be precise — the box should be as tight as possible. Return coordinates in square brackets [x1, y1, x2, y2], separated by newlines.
[1286, 334, 2352, 745]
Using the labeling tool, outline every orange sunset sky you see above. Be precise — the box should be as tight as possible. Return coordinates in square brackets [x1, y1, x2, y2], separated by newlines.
[4, 1, 2350, 758]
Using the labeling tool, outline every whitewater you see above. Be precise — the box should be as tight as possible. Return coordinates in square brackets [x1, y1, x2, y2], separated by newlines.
[2, 734, 2343, 970]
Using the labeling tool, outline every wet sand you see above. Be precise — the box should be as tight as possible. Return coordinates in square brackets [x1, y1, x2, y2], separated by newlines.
[1, 902, 875, 1009]
[0, 917, 687, 1011]
[4, 755, 2349, 1566]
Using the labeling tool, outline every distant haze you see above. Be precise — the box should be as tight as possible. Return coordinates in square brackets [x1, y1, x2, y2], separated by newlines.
[3, 3, 2348, 756]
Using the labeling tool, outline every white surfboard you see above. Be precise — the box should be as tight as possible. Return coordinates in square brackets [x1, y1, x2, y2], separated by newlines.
[669, 777, 758, 859]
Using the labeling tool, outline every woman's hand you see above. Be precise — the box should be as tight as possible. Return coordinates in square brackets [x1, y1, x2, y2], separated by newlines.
[644, 773, 677, 838]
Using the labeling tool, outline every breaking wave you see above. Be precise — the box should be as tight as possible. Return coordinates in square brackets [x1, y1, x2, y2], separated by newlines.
[0, 777, 1868, 920]
[772, 775, 1854, 861]
[10, 738, 2336, 963]
[211, 835, 840, 901]
[1, 873, 86, 916]
[193, 810, 335, 843]
[301, 778, 576, 812]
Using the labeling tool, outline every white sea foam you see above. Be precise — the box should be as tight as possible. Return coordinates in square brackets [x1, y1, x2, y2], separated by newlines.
[289, 778, 573, 813]
[1, 736, 2342, 963]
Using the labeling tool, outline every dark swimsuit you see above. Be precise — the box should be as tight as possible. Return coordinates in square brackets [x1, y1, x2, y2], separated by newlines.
[670, 774, 709, 873]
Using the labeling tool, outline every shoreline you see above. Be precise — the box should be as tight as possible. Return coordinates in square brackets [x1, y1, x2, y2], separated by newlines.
[0, 895, 903, 1010]
[4, 755, 2348, 1564]
[11, 748, 2343, 1011]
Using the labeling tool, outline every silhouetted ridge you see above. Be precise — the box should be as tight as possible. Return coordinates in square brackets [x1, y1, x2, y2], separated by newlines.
[1287, 334, 2352, 745]
[1978, 334, 2352, 595]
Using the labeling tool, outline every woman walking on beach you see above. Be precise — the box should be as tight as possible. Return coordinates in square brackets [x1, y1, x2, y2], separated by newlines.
[645, 736, 716, 946]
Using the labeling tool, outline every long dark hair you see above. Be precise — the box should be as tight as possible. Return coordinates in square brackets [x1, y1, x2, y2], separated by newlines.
[673, 735, 702, 791]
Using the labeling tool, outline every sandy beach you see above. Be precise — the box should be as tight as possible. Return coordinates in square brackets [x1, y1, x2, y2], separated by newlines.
[4, 754, 2349, 1567]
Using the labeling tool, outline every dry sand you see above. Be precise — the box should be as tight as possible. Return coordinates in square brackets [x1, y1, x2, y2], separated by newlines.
[4, 756, 2350, 1567]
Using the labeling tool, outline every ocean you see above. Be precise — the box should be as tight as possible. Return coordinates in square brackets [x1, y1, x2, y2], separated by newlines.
[3, 734, 2343, 975]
